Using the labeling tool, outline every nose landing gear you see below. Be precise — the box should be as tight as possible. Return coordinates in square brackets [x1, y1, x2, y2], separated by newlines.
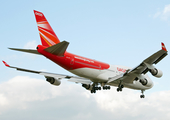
[140, 90, 145, 98]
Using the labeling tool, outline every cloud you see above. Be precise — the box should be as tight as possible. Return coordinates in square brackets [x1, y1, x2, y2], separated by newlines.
[162, 4, 170, 20]
[22, 40, 38, 58]
[154, 4, 170, 22]
[94, 89, 170, 119]
[0, 76, 170, 120]
[153, 11, 161, 18]
[23, 40, 37, 49]
[0, 76, 59, 111]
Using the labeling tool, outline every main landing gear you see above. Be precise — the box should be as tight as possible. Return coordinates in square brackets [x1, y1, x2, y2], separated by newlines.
[140, 90, 145, 98]
[117, 81, 124, 92]
[117, 85, 124, 92]
[103, 86, 111, 90]
[91, 86, 101, 93]
[90, 85, 111, 93]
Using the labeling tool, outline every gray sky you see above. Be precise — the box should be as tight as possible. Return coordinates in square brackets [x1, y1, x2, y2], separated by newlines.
[0, 0, 170, 120]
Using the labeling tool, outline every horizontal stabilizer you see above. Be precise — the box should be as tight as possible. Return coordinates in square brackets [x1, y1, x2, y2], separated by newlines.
[9, 48, 41, 55]
[44, 41, 69, 56]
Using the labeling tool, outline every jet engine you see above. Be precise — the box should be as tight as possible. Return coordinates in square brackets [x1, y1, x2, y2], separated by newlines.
[82, 84, 92, 90]
[46, 77, 61, 86]
[149, 68, 163, 78]
[139, 78, 148, 85]
[138, 75, 153, 87]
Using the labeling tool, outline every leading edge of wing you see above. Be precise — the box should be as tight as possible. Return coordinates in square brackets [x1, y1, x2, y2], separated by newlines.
[131, 43, 168, 74]
[2, 61, 91, 84]
[108, 43, 168, 84]
[143, 43, 168, 65]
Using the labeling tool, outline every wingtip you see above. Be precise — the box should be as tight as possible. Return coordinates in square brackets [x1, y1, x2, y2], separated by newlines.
[2, 61, 10, 67]
[161, 42, 167, 52]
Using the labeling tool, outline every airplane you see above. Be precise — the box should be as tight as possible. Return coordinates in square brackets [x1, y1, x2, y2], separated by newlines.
[2, 10, 168, 98]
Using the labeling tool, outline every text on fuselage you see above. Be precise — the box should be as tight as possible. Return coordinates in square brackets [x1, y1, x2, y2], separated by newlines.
[75, 56, 94, 63]
[117, 67, 126, 73]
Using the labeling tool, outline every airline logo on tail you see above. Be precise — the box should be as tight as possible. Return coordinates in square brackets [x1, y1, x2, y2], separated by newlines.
[34, 10, 60, 47]
[35, 12, 43, 16]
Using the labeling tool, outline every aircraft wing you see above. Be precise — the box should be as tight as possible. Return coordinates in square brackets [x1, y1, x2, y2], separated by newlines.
[2, 61, 92, 85]
[108, 43, 168, 84]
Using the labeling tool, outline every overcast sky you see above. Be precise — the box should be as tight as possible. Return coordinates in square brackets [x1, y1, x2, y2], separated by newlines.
[0, 0, 170, 120]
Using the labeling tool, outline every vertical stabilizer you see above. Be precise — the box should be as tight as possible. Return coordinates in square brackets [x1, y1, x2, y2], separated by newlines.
[34, 10, 60, 47]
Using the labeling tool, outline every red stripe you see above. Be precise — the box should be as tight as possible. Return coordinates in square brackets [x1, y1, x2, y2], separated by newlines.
[37, 45, 110, 70]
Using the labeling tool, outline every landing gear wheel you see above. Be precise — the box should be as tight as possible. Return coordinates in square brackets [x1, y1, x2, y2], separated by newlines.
[103, 86, 111, 90]
[117, 80, 124, 92]
[117, 88, 120, 92]
[140, 90, 145, 98]
[108, 86, 111, 89]
[117, 84, 123, 92]
[140, 95, 145, 98]
[94, 90, 96, 93]
[91, 89, 96, 94]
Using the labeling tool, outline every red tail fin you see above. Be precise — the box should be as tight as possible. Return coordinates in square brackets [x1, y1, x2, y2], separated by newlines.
[34, 10, 60, 47]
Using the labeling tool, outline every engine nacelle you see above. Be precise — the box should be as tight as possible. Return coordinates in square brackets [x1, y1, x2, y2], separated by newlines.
[149, 68, 163, 78]
[46, 77, 61, 86]
[82, 84, 92, 90]
[139, 78, 148, 85]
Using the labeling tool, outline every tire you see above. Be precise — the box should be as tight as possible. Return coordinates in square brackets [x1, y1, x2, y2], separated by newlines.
[117, 88, 120, 92]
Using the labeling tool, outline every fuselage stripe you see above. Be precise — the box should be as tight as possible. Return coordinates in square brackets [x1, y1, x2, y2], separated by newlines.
[74, 61, 101, 69]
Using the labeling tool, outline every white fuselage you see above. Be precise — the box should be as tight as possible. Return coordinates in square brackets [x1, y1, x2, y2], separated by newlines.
[69, 65, 154, 90]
